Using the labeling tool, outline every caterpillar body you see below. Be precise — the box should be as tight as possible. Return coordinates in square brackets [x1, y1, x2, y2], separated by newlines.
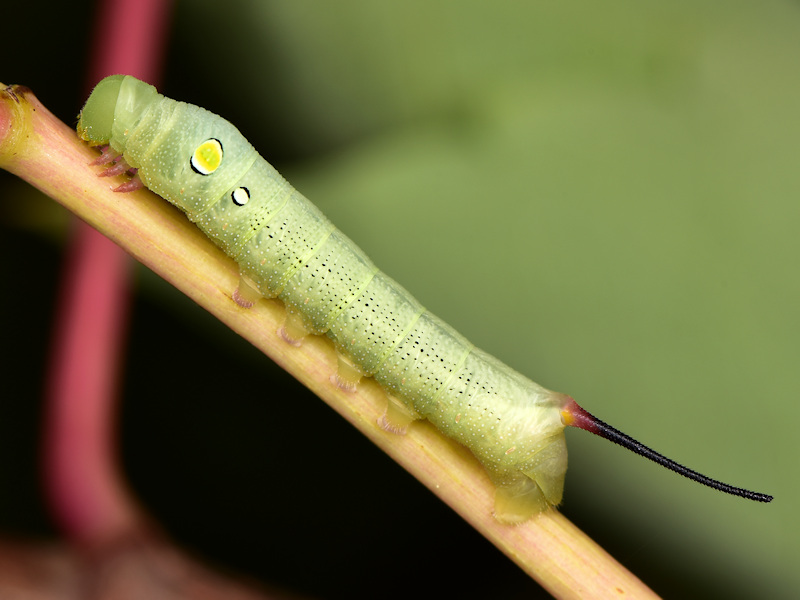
[77, 75, 772, 523]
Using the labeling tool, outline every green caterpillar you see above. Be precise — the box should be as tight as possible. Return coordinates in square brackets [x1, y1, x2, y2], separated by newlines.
[77, 75, 772, 523]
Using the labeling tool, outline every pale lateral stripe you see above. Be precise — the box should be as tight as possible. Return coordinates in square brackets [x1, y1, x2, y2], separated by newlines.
[430, 342, 475, 405]
[372, 306, 426, 375]
[230, 179, 294, 259]
[321, 264, 381, 334]
[274, 222, 338, 294]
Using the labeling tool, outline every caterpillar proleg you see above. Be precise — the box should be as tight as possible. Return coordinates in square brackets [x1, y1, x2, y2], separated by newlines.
[77, 75, 772, 523]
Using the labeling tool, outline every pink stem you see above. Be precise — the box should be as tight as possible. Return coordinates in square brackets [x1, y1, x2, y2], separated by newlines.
[42, 0, 171, 544]
[43, 222, 135, 542]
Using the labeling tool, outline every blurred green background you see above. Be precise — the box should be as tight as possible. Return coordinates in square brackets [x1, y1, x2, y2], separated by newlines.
[1, 1, 796, 597]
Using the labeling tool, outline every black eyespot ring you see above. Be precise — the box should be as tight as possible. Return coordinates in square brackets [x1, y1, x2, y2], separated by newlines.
[190, 138, 223, 175]
[231, 186, 250, 206]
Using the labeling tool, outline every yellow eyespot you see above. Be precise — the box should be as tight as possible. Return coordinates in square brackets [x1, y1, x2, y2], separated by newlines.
[190, 138, 223, 175]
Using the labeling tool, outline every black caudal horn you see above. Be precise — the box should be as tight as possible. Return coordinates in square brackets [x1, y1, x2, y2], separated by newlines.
[561, 398, 773, 503]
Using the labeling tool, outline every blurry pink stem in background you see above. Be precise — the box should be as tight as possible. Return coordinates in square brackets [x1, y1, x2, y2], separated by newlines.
[43, 0, 171, 545]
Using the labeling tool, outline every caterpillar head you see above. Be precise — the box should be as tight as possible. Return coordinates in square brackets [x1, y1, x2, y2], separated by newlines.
[78, 75, 256, 219]
[77, 74, 159, 153]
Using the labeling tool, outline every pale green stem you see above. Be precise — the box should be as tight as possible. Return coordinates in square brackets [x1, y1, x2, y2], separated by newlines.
[0, 83, 658, 599]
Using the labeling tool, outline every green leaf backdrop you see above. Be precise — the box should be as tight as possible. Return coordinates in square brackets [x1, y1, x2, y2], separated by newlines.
[1, 1, 795, 597]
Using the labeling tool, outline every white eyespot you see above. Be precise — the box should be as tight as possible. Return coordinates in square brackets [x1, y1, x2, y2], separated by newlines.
[231, 186, 250, 206]
[190, 138, 223, 175]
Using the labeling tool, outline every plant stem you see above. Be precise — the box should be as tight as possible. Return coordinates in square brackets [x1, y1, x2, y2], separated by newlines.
[0, 84, 657, 599]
